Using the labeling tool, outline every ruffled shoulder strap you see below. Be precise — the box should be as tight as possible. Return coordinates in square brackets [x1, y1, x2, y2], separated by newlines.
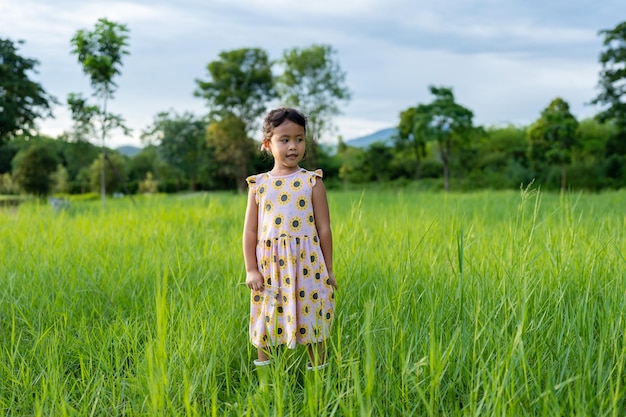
[309, 169, 323, 187]
[245, 174, 258, 191]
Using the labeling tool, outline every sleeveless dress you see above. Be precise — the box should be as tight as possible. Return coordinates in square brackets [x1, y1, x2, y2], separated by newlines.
[246, 168, 335, 349]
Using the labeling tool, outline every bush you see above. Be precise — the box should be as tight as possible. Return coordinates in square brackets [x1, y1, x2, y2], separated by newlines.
[13, 142, 60, 196]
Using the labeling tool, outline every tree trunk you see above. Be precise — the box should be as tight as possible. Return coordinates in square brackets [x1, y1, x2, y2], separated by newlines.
[100, 95, 109, 208]
[440, 142, 450, 192]
[443, 161, 449, 192]
[100, 146, 106, 207]
[413, 143, 422, 180]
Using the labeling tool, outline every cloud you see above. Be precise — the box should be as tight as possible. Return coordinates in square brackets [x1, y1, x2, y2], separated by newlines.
[209, 0, 389, 18]
[1, 0, 619, 147]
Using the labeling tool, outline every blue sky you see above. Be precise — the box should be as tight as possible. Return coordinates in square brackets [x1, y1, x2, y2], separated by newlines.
[2, 0, 624, 147]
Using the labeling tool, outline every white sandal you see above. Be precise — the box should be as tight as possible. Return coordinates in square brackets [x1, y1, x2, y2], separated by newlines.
[306, 362, 329, 371]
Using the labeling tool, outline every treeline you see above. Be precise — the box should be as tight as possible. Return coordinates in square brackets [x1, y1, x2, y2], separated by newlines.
[0, 112, 620, 195]
[337, 115, 622, 191]
[1, 19, 625, 196]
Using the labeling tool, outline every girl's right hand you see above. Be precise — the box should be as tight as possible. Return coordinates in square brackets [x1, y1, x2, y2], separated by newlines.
[246, 270, 265, 292]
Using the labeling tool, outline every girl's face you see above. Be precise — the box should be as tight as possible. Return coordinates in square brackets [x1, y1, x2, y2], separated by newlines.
[267, 120, 306, 173]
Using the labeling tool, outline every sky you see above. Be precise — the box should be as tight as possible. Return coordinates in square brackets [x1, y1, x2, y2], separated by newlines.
[2, 0, 624, 147]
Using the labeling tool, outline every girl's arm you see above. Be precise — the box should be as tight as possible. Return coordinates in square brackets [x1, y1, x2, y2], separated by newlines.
[243, 187, 264, 291]
[312, 178, 338, 289]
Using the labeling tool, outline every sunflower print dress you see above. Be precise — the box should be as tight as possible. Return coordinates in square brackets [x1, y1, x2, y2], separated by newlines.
[246, 168, 335, 349]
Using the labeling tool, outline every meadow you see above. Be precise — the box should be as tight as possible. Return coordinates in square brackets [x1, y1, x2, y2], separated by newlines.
[1, 187, 625, 416]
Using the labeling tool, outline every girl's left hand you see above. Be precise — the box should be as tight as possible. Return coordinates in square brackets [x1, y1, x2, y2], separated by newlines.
[327, 271, 338, 290]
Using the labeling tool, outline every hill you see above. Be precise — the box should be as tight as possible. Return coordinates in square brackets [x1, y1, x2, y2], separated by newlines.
[116, 145, 142, 157]
[111, 128, 398, 157]
[344, 127, 397, 148]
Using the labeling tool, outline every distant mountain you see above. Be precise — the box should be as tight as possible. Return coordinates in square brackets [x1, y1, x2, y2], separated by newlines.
[344, 127, 397, 148]
[113, 129, 398, 157]
[116, 145, 142, 157]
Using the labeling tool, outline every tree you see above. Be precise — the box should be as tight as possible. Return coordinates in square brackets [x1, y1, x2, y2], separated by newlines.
[0, 172, 18, 195]
[566, 118, 616, 190]
[55, 134, 100, 190]
[466, 125, 530, 189]
[0, 38, 56, 145]
[337, 139, 366, 186]
[51, 164, 70, 194]
[427, 87, 475, 191]
[70, 18, 130, 206]
[399, 86, 475, 191]
[194, 48, 274, 187]
[205, 112, 255, 192]
[574, 118, 614, 162]
[275, 44, 351, 168]
[592, 21, 626, 130]
[142, 111, 209, 191]
[66, 93, 100, 142]
[13, 141, 60, 196]
[88, 152, 127, 195]
[195, 48, 275, 131]
[138, 172, 158, 194]
[396, 105, 429, 179]
[127, 145, 167, 188]
[362, 142, 393, 183]
[527, 98, 578, 191]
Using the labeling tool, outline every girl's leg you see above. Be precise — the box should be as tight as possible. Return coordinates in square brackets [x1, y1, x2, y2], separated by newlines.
[257, 347, 270, 362]
[307, 342, 327, 368]
[253, 346, 272, 392]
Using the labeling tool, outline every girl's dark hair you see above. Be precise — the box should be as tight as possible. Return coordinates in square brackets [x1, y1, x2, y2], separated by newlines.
[262, 107, 307, 141]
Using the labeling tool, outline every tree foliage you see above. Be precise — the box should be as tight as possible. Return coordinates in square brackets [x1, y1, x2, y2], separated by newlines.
[0, 38, 56, 145]
[397, 105, 429, 179]
[70, 18, 130, 205]
[127, 145, 170, 191]
[527, 98, 578, 191]
[399, 86, 476, 190]
[88, 152, 127, 195]
[13, 141, 60, 195]
[592, 21, 626, 129]
[66, 93, 100, 142]
[6, 27, 626, 194]
[194, 48, 275, 132]
[275, 44, 351, 167]
[71, 19, 130, 99]
[205, 112, 255, 192]
[194, 48, 274, 190]
[142, 111, 209, 191]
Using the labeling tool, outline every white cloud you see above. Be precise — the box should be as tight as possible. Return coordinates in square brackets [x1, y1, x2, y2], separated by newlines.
[210, 0, 388, 17]
[1, 0, 616, 148]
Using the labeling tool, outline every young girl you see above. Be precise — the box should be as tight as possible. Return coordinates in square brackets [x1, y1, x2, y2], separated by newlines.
[243, 107, 337, 379]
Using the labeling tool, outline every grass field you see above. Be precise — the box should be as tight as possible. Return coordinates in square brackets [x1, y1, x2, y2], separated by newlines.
[1, 187, 625, 416]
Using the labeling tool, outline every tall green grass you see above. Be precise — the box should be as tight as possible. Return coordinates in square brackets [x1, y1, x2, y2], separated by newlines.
[1, 188, 625, 416]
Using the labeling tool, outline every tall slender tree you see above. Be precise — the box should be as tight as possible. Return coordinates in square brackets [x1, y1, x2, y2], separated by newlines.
[70, 18, 130, 206]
